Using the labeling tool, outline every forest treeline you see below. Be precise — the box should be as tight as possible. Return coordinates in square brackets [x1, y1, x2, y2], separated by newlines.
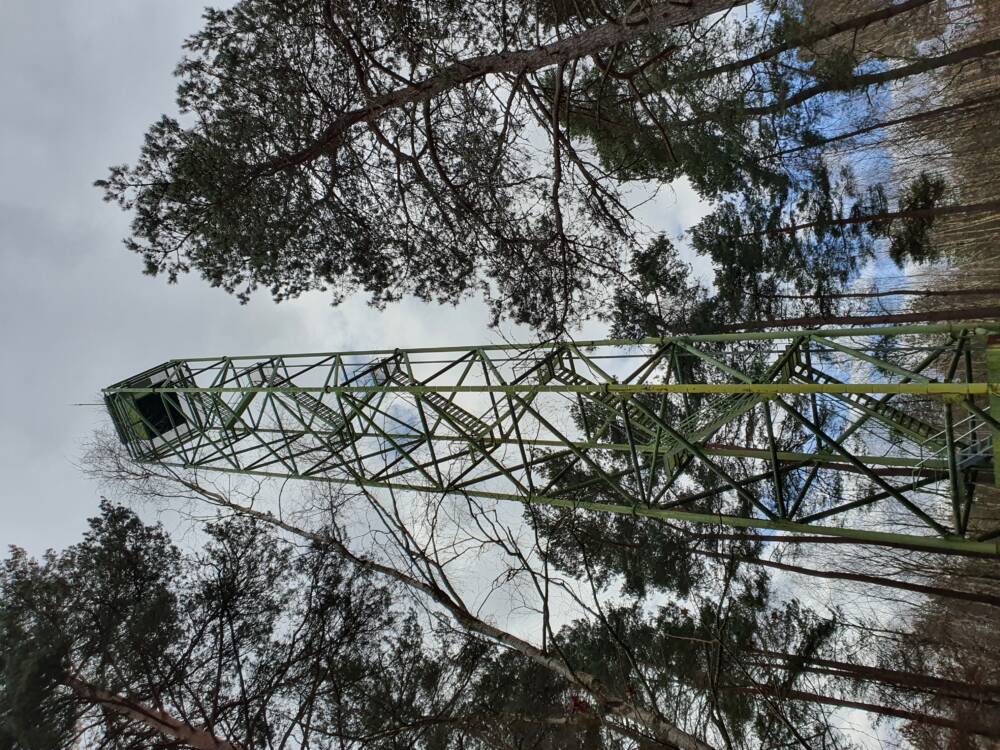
[4, 0, 1000, 747]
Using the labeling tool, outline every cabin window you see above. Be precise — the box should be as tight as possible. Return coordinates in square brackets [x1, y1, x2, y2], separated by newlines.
[134, 391, 187, 436]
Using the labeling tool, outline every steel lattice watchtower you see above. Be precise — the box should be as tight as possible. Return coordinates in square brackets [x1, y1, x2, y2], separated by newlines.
[104, 323, 1000, 554]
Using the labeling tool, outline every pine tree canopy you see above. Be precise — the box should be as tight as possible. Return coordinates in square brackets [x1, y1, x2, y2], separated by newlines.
[96, 0, 994, 332]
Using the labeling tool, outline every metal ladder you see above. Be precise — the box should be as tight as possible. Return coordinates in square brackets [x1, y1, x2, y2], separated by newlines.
[793, 363, 945, 446]
[373, 361, 493, 439]
[250, 366, 354, 449]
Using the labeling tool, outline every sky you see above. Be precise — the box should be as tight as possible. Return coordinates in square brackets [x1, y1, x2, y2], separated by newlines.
[0, 2, 709, 556]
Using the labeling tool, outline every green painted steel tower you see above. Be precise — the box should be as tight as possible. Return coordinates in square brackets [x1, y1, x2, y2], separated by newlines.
[104, 323, 1000, 554]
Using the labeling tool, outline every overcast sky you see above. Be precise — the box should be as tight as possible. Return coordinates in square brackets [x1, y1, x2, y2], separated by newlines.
[0, 2, 708, 556]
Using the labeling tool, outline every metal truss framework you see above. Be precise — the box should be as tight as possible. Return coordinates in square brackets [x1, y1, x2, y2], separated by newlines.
[104, 323, 1000, 554]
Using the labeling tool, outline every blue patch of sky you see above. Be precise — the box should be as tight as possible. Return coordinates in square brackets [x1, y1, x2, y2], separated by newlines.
[797, 56, 912, 313]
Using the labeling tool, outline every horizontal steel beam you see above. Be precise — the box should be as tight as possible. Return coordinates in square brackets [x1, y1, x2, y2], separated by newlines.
[186, 428, 961, 470]
[108, 382, 995, 397]
[154, 461, 1000, 556]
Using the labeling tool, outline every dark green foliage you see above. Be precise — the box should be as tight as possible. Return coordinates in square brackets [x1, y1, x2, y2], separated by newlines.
[609, 157, 902, 335]
[690, 162, 880, 323]
[556, 8, 797, 199]
[98, 0, 937, 333]
[608, 236, 713, 337]
[0, 505, 424, 748]
[574, 6, 964, 332]
[0, 501, 179, 749]
[0, 613, 72, 750]
[95, 0, 636, 333]
[544, 581, 852, 749]
[809, 47, 862, 91]
[3, 503, 628, 749]
[465, 650, 601, 749]
[528, 456, 706, 599]
[1, 492, 871, 749]
[539, 504, 704, 600]
[886, 172, 948, 266]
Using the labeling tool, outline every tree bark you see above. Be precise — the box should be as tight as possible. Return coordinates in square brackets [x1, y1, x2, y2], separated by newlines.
[730, 38, 1000, 120]
[686, 531, 1000, 558]
[700, 443, 945, 479]
[729, 684, 1000, 740]
[693, 549, 1000, 608]
[750, 286, 1000, 302]
[718, 305, 1000, 332]
[65, 675, 241, 750]
[262, 0, 745, 174]
[772, 91, 1000, 157]
[671, 0, 936, 86]
[753, 649, 1000, 701]
[746, 199, 1000, 239]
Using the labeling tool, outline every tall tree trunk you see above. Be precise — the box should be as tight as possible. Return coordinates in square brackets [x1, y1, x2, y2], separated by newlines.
[65, 675, 241, 750]
[746, 199, 1000, 239]
[752, 649, 1000, 702]
[692, 549, 1000, 608]
[771, 91, 1000, 157]
[671, 0, 936, 86]
[750, 286, 1000, 302]
[686, 531, 998, 558]
[263, 0, 745, 174]
[727, 38, 1000, 120]
[718, 305, 1000, 331]
[729, 684, 1000, 740]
